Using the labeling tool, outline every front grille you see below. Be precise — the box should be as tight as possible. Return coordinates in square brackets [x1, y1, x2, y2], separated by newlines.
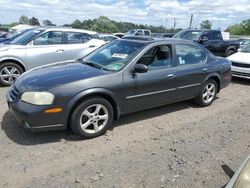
[232, 62, 250, 68]
[9, 85, 20, 102]
[232, 71, 250, 78]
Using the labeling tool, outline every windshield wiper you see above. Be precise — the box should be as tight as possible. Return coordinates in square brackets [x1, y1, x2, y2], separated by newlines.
[79, 59, 110, 71]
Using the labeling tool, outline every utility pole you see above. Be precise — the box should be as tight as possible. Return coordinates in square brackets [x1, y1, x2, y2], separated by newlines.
[165, 19, 168, 29]
[173, 18, 177, 32]
[189, 14, 193, 29]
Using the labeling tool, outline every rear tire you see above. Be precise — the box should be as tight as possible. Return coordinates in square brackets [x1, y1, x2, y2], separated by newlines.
[194, 79, 218, 107]
[226, 49, 235, 57]
[70, 97, 114, 139]
[0, 62, 23, 86]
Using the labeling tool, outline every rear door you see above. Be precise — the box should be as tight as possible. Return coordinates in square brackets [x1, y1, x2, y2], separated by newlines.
[173, 43, 209, 99]
[25, 31, 67, 69]
[64, 32, 104, 59]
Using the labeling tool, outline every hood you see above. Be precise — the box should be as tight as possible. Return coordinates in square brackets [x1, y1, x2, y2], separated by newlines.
[14, 61, 109, 91]
[227, 52, 250, 64]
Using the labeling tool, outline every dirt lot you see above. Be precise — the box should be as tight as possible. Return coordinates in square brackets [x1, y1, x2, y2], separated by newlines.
[0, 78, 249, 188]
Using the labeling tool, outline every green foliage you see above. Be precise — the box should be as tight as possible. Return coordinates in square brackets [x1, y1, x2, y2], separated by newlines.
[43, 19, 55, 26]
[9, 22, 19, 27]
[200, 20, 212, 29]
[29, 17, 40, 26]
[19, 15, 29, 24]
[226, 19, 250, 35]
[69, 16, 176, 33]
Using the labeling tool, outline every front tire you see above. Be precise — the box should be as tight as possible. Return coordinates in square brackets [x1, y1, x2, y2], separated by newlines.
[194, 79, 218, 107]
[0, 62, 23, 86]
[70, 97, 114, 138]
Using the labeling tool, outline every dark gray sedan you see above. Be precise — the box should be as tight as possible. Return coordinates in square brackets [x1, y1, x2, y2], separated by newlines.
[6, 38, 231, 138]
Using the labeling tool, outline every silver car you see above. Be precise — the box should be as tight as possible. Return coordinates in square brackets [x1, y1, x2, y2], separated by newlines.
[0, 27, 105, 86]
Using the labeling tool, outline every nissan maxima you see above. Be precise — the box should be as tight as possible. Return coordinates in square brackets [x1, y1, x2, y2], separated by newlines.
[6, 38, 231, 138]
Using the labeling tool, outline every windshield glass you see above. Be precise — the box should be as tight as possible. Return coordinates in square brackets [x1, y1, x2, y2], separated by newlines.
[174, 30, 201, 40]
[10, 29, 44, 45]
[242, 45, 250, 53]
[242, 39, 250, 45]
[126, 29, 136, 35]
[83, 40, 146, 71]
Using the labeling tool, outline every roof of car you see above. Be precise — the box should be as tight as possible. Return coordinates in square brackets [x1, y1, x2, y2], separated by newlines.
[120, 36, 194, 44]
[34, 27, 97, 34]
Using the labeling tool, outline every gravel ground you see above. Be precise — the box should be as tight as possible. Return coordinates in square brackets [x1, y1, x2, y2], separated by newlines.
[0, 78, 249, 188]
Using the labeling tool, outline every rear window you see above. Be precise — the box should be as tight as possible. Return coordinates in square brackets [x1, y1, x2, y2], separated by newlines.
[144, 31, 150, 36]
[67, 32, 92, 44]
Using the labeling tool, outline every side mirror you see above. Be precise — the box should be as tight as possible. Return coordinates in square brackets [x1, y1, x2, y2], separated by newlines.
[199, 36, 208, 43]
[237, 48, 242, 52]
[133, 64, 148, 73]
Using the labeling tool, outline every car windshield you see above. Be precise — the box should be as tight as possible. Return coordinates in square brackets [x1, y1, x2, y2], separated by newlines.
[174, 30, 202, 40]
[82, 40, 146, 71]
[242, 39, 250, 45]
[242, 45, 250, 53]
[10, 29, 44, 45]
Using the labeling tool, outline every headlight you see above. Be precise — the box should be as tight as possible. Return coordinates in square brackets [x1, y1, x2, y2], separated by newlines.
[21, 92, 54, 105]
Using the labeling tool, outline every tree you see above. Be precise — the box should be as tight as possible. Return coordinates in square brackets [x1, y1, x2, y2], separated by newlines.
[19, 15, 29, 24]
[70, 19, 82, 29]
[29, 17, 40, 26]
[43, 19, 53, 26]
[9, 22, 19, 27]
[225, 19, 250, 35]
[200, 20, 212, 29]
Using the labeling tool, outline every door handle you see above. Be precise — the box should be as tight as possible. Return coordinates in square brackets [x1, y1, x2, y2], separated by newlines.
[166, 74, 174, 78]
[89, 45, 96, 48]
[56, 49, 64, 53]
[202, 68, 208, 72]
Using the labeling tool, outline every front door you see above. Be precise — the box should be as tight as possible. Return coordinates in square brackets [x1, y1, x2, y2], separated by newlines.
[123, 44, 179, 113]
[25, 31, 67, 69]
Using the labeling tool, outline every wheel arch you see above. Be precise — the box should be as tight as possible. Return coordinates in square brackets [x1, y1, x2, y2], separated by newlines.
[0, 58, 26, 72]
[66, 89, 121, 127]
[203, 73, 221, 93]
[225, 46, 236, 56]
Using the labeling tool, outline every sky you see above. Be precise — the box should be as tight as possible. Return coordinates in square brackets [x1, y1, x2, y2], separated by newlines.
[0, 0, 250, 30]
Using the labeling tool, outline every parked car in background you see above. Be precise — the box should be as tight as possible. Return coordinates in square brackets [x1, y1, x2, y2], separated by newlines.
[153, 33, 174, 38]
[0, 32, 7, 39]
[227, 45, 250, 79]
[113, 33, 125, 38]
[238, 38, 250, 50]
[0, 27, 105, 86]
[6, 37, 231, 138]
[125, 29, 151, 37]
[0, 28, 34, 44]
[100, 34, 119, 43]
[226, 155, 250, 188]
[174, 29, 240, 57]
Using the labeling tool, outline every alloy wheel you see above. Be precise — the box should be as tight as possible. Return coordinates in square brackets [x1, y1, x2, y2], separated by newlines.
[203, 83, 216, 104]
[0, 66, 21, 85]
[80, 104, 109, 134]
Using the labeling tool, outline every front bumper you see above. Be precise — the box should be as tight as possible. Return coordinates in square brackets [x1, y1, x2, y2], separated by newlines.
[231, 66, 250, 79]
[6, 89, 67, 132]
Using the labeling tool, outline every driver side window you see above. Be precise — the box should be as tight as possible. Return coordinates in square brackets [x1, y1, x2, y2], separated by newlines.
[138, 45, 173, 71]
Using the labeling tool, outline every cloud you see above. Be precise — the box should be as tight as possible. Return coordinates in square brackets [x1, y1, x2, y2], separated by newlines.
[0, 0, 249, 30]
